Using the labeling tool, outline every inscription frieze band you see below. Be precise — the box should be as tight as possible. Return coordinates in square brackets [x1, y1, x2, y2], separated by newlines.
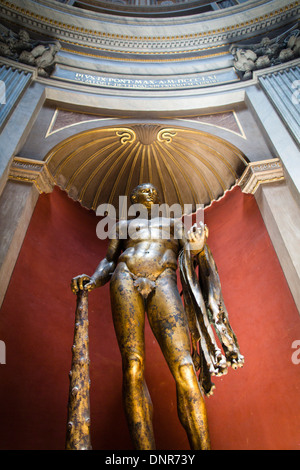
[53, 67, 238, 89]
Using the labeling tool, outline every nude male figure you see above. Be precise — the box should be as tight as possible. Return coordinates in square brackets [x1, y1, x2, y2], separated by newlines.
[71, 183, 211, 450]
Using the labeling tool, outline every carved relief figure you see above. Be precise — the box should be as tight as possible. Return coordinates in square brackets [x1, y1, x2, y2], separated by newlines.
[230, 27, 300, 80]
[0, 26, 61, 77]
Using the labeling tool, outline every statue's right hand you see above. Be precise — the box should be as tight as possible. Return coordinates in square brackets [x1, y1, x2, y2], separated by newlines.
[71, 274, 96, 294]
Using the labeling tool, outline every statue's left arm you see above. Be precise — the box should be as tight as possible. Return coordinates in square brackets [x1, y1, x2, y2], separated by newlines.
[197, 244, 244, 370]
[177, 220, 244, 396]
[177, 221, 227, 390]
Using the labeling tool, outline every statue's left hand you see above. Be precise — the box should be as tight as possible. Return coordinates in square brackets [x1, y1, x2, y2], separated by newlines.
[186, 222, 208, 254]
[71, 274, 96, 294]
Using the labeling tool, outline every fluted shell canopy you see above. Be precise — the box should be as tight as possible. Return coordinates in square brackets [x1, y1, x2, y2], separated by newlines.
[45, 124, 248, 214]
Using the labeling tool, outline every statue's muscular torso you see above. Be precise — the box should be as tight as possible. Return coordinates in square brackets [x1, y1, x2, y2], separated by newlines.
[116, 218, 182, 279]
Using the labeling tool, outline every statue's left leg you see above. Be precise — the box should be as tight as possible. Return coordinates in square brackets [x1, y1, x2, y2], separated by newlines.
[147, 271, 211, 450]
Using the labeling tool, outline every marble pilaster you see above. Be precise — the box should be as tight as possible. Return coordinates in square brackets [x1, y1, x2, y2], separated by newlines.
[246, 84, 300, 207]
[0, 180, 39, 308]
[0, 65, 32, 131]
[255, 181, 300, 313]
[259, 67, 300, 145]
[0, 158, 54, 308]
[239, 159, 300, 313]
[0, 80, 45, 198]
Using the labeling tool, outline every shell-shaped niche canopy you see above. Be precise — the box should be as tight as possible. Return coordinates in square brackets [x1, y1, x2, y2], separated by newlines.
[45, 124, 248, 215]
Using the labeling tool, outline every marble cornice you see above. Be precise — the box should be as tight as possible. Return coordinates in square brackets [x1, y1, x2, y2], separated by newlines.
[8, 156, 55, 193]
[7, 0, 297, 25]
[0, 0, 299, 57]
[0, 56, 38, 77]
[238, 158, 285, 194]
[36, 0, 270, 21]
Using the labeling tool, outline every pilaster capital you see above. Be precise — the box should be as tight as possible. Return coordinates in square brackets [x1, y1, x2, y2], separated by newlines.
[238, 158, 285, 194]
[9, 156, 55, 193]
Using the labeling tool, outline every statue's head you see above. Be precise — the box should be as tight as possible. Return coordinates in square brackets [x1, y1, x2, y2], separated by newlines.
[130, 183, 160, 209]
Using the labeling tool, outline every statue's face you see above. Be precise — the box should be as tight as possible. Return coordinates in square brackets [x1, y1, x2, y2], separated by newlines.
[131, 184, 160, 209]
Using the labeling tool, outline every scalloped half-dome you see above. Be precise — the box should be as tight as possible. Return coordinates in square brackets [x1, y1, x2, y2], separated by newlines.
[45, 124, 248, 213]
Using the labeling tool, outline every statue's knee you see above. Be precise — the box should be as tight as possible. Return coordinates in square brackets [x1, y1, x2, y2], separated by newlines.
[177, 361, 197, 389]
[123, 354, 144, 383]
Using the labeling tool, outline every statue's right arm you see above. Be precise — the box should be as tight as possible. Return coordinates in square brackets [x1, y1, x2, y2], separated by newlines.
[71, 222, 123, 294]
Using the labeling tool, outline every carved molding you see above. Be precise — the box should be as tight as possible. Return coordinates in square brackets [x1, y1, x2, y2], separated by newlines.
[238, 158, 285, 194]
[9, 156, 55, 193]
[0, 0, 299, 56]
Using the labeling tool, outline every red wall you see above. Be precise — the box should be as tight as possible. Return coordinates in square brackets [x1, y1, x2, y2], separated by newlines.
[0, 185, 300, 450]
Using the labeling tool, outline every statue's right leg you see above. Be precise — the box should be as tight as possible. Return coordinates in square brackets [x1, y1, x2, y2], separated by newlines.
[110, 265, 155, 450]
[147, 272, 211, 450]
